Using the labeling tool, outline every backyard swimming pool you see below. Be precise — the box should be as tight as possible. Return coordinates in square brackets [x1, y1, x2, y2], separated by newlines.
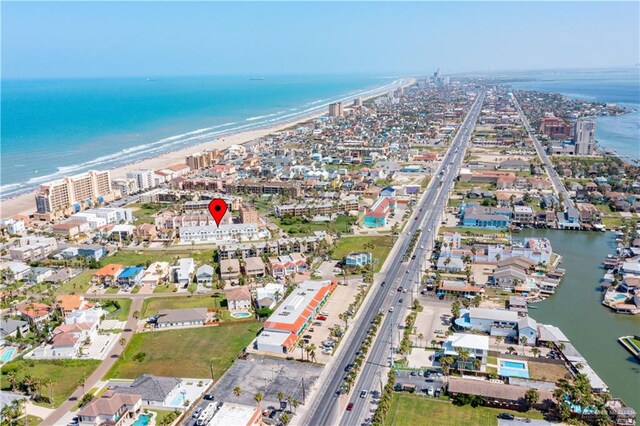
[230, 312, 252, 319]
[498, 359, 530, 378]
[132, 413, 151, 426]
[1, 348, 16, 363]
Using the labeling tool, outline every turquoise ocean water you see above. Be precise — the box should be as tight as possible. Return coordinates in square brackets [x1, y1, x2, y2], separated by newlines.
[1, 75, 398, 198]
[504, 68, 640, 161]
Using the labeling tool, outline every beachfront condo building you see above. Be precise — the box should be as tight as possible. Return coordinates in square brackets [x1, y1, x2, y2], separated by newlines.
[328, 102, 344, 117]
[126, 169, 154, 191]
[35, 170, 114, 216]
[185, 150, 220, 170]
[574, 118, 596, 155]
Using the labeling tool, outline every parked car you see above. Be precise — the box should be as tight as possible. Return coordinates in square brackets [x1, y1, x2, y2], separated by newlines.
[203, 394, 215, 401]
[427, 386, 435, 396]
[192, 407, 203, 418]
[344, 364, 354, 372]
[317, 315, 327, 321]
[497, 413, 515, 420]
[303, 334, 312, 339]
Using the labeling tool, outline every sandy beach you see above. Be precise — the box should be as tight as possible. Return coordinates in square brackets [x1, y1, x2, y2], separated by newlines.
[1, 78, 414, 219]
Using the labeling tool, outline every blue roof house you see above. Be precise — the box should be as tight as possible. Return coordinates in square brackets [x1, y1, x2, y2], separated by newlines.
[117, 266, 144, 286]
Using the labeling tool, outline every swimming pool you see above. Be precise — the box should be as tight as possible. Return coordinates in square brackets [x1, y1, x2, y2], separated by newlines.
[613, 294, 627, 301]
[170, 393, 184, 407]
[231, 312, 252, 319]
[132, 413, 151, 426]
[498, 359, 530, 378]
[1, 348, 16, 363]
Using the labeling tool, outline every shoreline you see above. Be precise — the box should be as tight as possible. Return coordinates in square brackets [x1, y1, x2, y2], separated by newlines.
[0, 78, 415, 219]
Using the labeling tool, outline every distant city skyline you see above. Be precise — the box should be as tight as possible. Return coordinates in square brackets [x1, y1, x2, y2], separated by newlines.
[2, 2, 639, 79]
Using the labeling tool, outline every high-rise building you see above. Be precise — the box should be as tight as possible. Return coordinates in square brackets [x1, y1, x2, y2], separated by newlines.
[35, 170, 113, 214]
[126, 170, 154, 191]
[239, 205, 260, 224]
[328, 102, 343, 117]
[574, 118, 596, 155]
[186, 150, 220, 170]
[353, 97, 363, 107]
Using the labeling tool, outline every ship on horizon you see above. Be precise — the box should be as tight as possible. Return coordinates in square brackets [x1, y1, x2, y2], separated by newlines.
[249, 77, 265, 81]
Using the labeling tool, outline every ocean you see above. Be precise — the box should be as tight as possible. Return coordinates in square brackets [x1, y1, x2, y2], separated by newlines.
[502, 68, 640, 161]
[1, 75, 398, 198]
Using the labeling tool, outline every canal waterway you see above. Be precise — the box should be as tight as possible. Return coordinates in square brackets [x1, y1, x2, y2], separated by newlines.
[519, 229, 640, 410]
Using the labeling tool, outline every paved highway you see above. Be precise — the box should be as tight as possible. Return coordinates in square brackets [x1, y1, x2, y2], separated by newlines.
[510, 93, 575, 212]
[303, 89, 486, 426]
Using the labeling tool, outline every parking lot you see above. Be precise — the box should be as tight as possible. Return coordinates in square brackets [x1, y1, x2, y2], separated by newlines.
[309, 281, 368, 364]
[182, 355, 323, 425]
[394, 369, 446, 396]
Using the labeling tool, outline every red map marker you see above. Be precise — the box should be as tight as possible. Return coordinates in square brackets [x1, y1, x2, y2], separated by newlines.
[208, 199, 228, 227]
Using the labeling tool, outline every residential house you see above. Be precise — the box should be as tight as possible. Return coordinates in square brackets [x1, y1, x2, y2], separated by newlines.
[92, 264, 124, 286]
[140, 262, 170, 286]
[113, 374, 184, 408]
[226, 287, 252, 312]
[56, 295, 94, 316]
[1, 262, 31, 282]
[18, 303, 52, 326]
[220, 259, 241, 281]
[441, 333, 490, 365]
[243, 257, 266, 278]
[492, 266, 528, 289]
[447, 378, 554, 411]
[156, 308, 207, 328]
[268, 253, 307, 278]
[256, 283, 285, 309]
[196, 265, 215, 285]
[0, 318, 29, 341]
[117, 266, 144, 287]
[172, 258, 195, 287]
[77, 391, 142, 426]
[344, 252, 373, 268]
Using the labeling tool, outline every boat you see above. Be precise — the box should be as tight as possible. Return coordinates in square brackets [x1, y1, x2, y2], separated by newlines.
[249, 77, 265, 81]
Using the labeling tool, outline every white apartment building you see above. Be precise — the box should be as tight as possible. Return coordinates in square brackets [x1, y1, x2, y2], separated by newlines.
[179, 224, 269, 244]
[575, 118, 596, 155]
[126, 170, 155, 191]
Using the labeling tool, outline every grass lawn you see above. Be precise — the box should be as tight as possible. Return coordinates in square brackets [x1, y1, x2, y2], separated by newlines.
[128, 203, 165, 217]
[332, 235, 395, 272]
[100, 249, 213, 268]
[153, 284, 176, 294]
[385, 394, 544, 426]
[272, 215, 357, 236]
[130, 286, 141, 294]
[1, 359, 101, 408]
[528, 361, 570, 382]
[55, 270, 95, 295]
[106, 323, 261, 379]
[149, 410, 179, 426]
[22, 415, 43, 425]
[97, 298, 132, 321]
[141, 294, 224, 317]
[105, 287, 120, 294]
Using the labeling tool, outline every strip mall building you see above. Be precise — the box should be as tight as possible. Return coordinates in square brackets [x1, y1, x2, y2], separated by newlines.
[254, 280, 337, 354]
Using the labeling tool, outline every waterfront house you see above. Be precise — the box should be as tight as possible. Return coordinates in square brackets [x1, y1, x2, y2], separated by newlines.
[518, 316, 538, 346]
[464, 308, 520, 338]
[447, 378, 554, 411]
[441, 333, 489, 365]
[492, 265, 528, 289]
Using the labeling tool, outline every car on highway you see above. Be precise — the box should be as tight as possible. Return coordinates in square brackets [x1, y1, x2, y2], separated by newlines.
[402, 288, 407, 293]
[360, 390, 367, 398]
[192, 407, 203, 418]
[388, 307, 394, 313]
[344, 364, 354, 372]
[398, 299, 403, 304]
[397, 287, 402, 292]
[415, 216, 418, 220]
[381, 281, 385, 287]
[346, 403, 354, 411]
[497, 413, 515, 420]
[203, 394, 215, 401]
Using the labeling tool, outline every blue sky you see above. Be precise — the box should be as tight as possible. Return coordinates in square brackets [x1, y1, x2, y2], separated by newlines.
[2, 2, 639, 79]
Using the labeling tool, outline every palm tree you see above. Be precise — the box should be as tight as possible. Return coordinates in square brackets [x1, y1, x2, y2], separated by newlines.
[431, 339, 437, 348]
[456, 348, 470, 371]
[233, 386, 241, 400]
[277, 392, 284, 407]
[308, 343, 317, 363]
[417, 333, 424, 348]
[297, 339, 305, 361]
[531, 347, 541, 358]
[292, 399, 299, 414]
[519, 336, 528, 354]
[472, 358, 481, 371]
[525, 388, 539, 410]
[254, 392, 263, 410]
